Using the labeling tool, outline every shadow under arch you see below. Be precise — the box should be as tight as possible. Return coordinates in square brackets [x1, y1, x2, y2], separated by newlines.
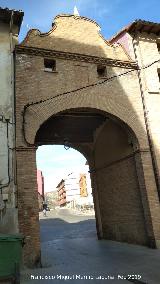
[34, 107, 151, 248]
[34, 107, 140, 150]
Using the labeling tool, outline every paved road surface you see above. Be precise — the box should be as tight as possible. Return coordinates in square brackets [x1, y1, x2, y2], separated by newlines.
[21, 209, 160, 284]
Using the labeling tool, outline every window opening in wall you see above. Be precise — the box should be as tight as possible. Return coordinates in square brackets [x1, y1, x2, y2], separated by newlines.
[157, 43, 160, 53]
[44, 58, 56, 72]
[97, 65, 107, 77]
[158, 69, 160, 86]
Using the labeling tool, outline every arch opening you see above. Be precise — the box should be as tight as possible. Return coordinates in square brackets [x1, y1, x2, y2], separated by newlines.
[36, 145, 97, 264]
[35, 108, 148, 245]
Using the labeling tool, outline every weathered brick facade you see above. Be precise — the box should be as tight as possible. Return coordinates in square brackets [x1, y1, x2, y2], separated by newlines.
[15, 15, 160, 267]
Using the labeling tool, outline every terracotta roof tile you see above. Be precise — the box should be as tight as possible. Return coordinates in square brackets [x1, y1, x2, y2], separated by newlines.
[110, 19, 160, 42]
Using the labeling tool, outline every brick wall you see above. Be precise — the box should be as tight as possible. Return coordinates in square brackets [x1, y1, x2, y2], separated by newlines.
[94, 120, 148, 245]
[15, 15, 160, 267]
[16, 148, 41, 267]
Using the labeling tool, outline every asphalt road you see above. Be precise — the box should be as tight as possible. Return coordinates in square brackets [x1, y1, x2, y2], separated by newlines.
[40, 208, 97, 243]
[21, 209, 160, 284]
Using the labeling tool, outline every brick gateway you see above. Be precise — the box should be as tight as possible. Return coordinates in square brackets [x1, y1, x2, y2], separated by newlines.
[15, 14, 160, 267]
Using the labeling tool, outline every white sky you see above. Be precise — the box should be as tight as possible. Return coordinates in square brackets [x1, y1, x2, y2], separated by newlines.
[36, 145, 87, 192]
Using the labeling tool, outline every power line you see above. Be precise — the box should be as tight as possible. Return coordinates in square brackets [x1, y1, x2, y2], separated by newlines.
[23, 58, 160, 110]
[22, 58, 160, 146]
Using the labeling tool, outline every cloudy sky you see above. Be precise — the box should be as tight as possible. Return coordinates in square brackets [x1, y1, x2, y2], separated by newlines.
[36, 146, 87, 192]
[1, 0, 159, 191]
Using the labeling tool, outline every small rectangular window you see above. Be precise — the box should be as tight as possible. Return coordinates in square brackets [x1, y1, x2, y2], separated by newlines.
[157, 69, 160, 90]
[158, 70, 160, 84]
[44, 58, 56, 72]
[157, 43, 160, 53]
[97, 65, 107, 77]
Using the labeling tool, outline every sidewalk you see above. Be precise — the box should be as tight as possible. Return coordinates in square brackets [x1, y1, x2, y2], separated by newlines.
[21, 238, 160, 284]
[21, 210, 160, 284]
[55, 206, 95, 217]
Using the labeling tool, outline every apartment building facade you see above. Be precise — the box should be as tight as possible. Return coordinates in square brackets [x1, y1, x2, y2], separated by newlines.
[110, 20, 160, 197]
[37, 170, 44, 210]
